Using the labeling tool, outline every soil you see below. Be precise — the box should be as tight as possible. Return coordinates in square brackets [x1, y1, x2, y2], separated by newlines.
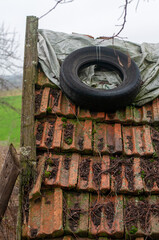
[79, 158, 91, 181]
[78, 136, 84, 150]
[36, 123, 44, 143]
[98, 137, 104, 151]
[91, 201, 102, 227]
[49, 88, 60, 107]
[63, 157, 71, 170]
[140, 158, 159, 189]
[35, 89, 43, 113]
[48, 158, 59, 181]
[92, 162, 102, 188]
[104, 201, 115, 229]
[64, 123, 74, 145]
[45, 120, 55, 148]
[68, 202, 81, 231]
[126, 136, 133, 151]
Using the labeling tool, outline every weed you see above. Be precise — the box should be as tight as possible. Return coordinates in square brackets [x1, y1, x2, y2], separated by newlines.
[62, 117, 67, 122]
[46, 158, 53, 166]
[149, 158, 155, 163]
[65, 137, 73, 145]
[44, 171, 51, 178]
[92, 129, 97, 134]
[141, 170, 145, 179]
[153, 151, 158, 158]
[63, 123, 67, 128]
[47, 106, 52, 113]
[129, 225, 138, 234]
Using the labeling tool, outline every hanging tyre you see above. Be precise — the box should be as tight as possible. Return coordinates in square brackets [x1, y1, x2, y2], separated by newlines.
[60, 46, 141, 112]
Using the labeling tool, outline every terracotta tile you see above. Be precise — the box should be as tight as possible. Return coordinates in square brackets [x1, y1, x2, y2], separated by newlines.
[111, 157, 159, 194]
[28, 197, 41, 238]
[152, 97, 159, 122]
[44, 153, 79, 188]
[77, 155, 110, 192]
[77, 107, 105, 120]
[35, 87, 50, 116]
[89, 194, 124, 238]
[124, 196, 150, 237]
[35, 85, 76, 117]
[123, 126, 154, 156]
[52, 117, 63, 150]
[124, 196, 159, 237]
[62, 120, 92, 153]
[64, 192, 89, 236]
[94, 123, 122, 154]
[29, 155, 46, 199]
[37, 67, 51, 86]
[111, 158, 144, 194]
[139, 158, 159, 193]
[60, 94, 76, 117]
[142, 103, 153, 123]
[28, 188, 63, 238]
[133, 100, 159, 124]
[149, 195, 159, 238]
[35, 117, 63, 150]
[105, 106, 134, 123]
[49, 88, 62, 115]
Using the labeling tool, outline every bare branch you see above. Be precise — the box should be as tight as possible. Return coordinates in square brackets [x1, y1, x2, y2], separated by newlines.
[39, 0, 74, 20]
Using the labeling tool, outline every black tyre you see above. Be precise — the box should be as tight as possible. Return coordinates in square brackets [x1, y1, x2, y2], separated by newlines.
[60, 46, 141, 112]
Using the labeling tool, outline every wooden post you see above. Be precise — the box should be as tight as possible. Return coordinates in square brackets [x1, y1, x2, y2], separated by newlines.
[17, 16, 38, 240]
[0, 144, 20, 222]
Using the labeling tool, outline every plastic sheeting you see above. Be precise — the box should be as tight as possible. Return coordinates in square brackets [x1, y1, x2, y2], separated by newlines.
[38, 29, 159, 106]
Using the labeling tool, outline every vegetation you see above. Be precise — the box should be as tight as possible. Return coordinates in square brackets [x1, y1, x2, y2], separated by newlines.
[0, 95, 21, 147]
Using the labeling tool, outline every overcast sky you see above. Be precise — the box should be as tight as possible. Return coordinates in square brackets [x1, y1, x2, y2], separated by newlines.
[1, 0, 159, 59]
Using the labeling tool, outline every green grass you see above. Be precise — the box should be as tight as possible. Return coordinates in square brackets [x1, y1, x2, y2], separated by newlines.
[0, 95, 21, 147]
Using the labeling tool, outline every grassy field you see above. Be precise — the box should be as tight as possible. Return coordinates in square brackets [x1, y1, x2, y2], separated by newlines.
[0, 95, 22, 147]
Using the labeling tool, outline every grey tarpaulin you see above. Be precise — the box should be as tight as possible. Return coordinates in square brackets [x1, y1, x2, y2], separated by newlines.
[38, 29, 159, 106]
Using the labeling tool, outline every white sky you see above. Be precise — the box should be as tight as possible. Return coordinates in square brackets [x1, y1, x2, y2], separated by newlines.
[0, 0, 159, 59]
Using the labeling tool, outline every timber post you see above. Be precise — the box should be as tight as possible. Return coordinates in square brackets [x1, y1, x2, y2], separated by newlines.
[16, 16, 38, 240]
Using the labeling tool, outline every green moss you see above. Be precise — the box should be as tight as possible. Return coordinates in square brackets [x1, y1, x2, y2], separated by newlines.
[150, 158, 155, 163]
[47, 106, 52, 113]
[153, 151, 158, 158]
[92, 129, 97, 134]
[63, 123, 67, 128]
[62, 117, 67, 122]
[65, 137, 73, 145]
[141, 170, 145, 179]
[46, 158, 53, 165]
[129, 225, 138, 234]
[44, 171, 51, 178]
